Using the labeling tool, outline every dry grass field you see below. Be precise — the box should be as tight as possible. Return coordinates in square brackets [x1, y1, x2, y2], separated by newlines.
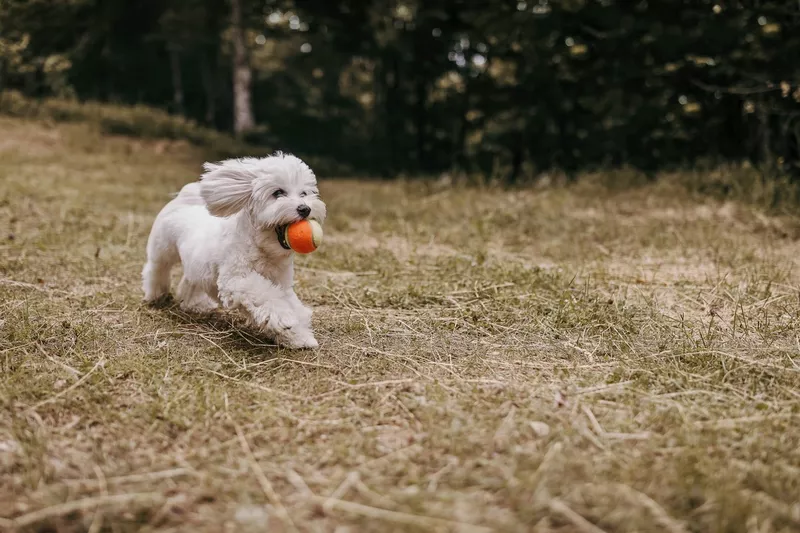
[1, 116, 799, 532]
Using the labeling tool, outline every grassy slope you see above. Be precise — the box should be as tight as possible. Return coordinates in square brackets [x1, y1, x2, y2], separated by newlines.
[1, 116, 799, 532]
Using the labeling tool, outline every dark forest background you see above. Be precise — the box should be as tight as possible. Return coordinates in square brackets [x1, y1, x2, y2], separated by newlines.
[1, 0, 799, 183]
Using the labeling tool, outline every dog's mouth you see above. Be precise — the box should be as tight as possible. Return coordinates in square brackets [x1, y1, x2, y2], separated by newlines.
[274, 218, 321, 250]
[275, 224, 291, 250]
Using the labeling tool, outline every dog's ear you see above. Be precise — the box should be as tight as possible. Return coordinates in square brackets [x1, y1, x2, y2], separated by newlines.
[200, 160, 255, 217]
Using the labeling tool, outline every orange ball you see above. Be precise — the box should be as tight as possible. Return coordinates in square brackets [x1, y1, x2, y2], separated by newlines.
[284, 219, 323, 254]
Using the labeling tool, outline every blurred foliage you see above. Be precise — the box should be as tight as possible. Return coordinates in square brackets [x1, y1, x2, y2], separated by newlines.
[1, 0, 799, 183]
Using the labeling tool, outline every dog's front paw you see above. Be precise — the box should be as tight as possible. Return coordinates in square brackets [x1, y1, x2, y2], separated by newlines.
[269, 313, 300, 332]
[251, 302, 298, 331]
[179, 294, 219, 314]
[275, 327, 319, 350]
[143, 293, 173, 308]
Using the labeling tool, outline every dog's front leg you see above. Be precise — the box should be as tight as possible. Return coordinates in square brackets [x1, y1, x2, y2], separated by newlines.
[217, 270, 317, 349]
[285, 289, 313, 328]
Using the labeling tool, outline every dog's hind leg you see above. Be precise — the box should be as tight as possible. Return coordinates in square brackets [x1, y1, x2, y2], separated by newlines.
[177, 277, 218, 313]
[142, 258, 176, 303]
[142, 229, 179, 303]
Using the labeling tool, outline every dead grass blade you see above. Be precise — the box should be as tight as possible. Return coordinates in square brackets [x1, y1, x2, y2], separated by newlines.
[29, 358, 105, 411]
[9, 492, 164, 529]
[233, 419, 298, 533]
[547, 499, 608, 533]
[312, 495, 494, 532]
[610, 484, 689, 533]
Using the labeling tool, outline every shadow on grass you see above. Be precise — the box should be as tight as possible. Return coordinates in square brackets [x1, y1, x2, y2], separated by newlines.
[142, 295, 304, 364]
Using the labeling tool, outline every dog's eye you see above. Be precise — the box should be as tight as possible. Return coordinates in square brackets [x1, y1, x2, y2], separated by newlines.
[273, 189, 286, 198]
[300, 191, 307, 198]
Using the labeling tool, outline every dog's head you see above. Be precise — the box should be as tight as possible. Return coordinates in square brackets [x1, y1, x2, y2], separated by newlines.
[200, 153, 326, 231]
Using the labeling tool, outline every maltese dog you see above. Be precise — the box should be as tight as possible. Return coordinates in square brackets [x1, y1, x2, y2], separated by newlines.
[141, 152, 327, 349]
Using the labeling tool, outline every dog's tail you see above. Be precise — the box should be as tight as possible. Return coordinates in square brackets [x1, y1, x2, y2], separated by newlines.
[171, 181, 205, 207]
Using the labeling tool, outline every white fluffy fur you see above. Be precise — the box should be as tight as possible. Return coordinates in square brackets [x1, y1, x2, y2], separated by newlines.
[142, 153, 327, 349]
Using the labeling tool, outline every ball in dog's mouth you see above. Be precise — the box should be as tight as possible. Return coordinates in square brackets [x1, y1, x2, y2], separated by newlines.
[276, 220, 323, 253]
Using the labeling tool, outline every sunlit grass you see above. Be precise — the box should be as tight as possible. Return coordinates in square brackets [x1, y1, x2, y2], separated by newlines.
[1, 115, 799, 532]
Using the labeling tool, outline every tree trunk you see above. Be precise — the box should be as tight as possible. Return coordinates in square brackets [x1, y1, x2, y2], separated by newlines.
[200, 52, 216, 125]
[451, 77, 471, 172]
[413, 31, 427, 172]
[382, 51, 400, 175]
[415, 78, 427, 171]
[230, 0, 254, 135]
[508, 128, 524, 186]
[168, 45, 184, 115]
[758, 96, 771, 166]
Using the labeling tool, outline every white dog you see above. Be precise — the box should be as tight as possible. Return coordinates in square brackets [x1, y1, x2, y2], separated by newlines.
[141, 153, 326, 349]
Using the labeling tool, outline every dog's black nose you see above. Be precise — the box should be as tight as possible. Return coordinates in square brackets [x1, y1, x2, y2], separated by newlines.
[297, 205, 311, 218]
